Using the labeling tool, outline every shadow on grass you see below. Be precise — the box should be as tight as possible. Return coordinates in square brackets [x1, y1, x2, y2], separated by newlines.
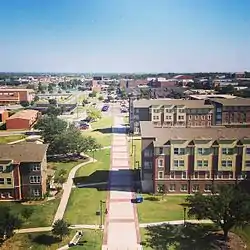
[93, 128, 112, 134]
[47, 154, 87, 163]
[31, 234, 60, 246]
[142, 223, 228, 250]
[144, 196, 160, 202]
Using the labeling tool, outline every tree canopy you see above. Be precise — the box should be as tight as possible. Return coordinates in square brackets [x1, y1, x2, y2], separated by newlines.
[52, 219, 70, 241]
[87, 108, 102, 121]
[186, 185, 250, 240]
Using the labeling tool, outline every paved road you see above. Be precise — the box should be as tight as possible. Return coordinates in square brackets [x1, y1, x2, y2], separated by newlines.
[102, 105, 141, 250]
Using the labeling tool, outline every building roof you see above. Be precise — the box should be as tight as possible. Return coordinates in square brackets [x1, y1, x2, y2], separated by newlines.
[7, 109, 39, 120]
[0, 143, 48, 162]
[210, 97, 250, 106]
[190, 94, 237, 100]
[140, 121, 250, 144]
[0, 88, 35, 93]
[133, 99, 213, 109]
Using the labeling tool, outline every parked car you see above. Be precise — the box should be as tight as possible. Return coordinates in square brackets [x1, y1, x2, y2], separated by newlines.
[80, 123, 90, 130]
[102, 105, 109, 112]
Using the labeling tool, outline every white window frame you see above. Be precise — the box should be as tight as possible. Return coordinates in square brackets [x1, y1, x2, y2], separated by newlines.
[169, 184, 176, 192]
[245, 160, 250, 167]
[32, 189, 40, 197]
[30, 164, 41, 171]
[181, 171, 187, 179]
[193, 172, 199, 179]
[192, 184, 199, 192]
[158, 171, 164, 179]
[246, 148, 250, 155]
[0, 178, 4, 184]
[30, 176, 41, 184]
[173, 148, 185, 155]
[222, 148, 233, 155]
[170, 171, 175, 179]
[158, 159, 164, 167]
[205, 171, 210, 179]
[159, 147, 164, 155]
[197, 160, 203, 167]
[228, 172, 234, 179]
[221, 160, 232, 167]
[180, 184, 188, 192]
[204, 184, 212, 193]
[216, 173, 223, 179]
[6, 178, 12, 185]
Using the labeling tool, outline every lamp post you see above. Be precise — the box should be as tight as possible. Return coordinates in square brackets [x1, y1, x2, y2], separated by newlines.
[183, 207, 187, 226]
[133, 144, 136, 169]
[99, 200, 106, 229]
[131, 132, 134, 156]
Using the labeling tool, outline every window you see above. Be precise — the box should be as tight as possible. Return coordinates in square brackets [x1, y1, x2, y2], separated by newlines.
[165, 109, 172, 113]
[207, 115, 211, 120]
[158, 171, 164, 179]
[178, 115, 184, 120]
[173, 148, 185, 155]
[144, 161, 152, 169]
[135, 109, 139, 114]
[0, 166, 3, 172]
[32, 189, 40, 197]
[170, 171, 175, 179]
[153, 115, 159, 120]
[238, 173, 246, 180]
[157, 184, 165, 193]
[228, 172, 234, 179]
[222, 148, 233, 155]
[203, 160, 208, 167]
[217, 173, 223, 179]
[204, 184, 212, 192]
[246, 148, 250, 154]
[169, 184, 176, 192]
[221, 160, 232, 167]
[207, 121, 211, 126]
[30, 176, 41, 184]
[159, 147, 164, 155]
[6, 178, 12, 185]
[182, 171, 187, 179]
[201, 115, 205, 120]
[217, 107, 222, 112]
[158, 159, 164, 167]
[245, 161, 250, 167]
[189, 115, 192, 119]
[180, 184, 188, 192]
[144, 149, 152, 157]
[0, 178, 4, 184]
[205, 172, 210, 179]
[193, 172, 199, 179]
[173, 160, 185, 167]
[30, 164, 41, 171]
[195, 115, 199, 120]
[196, 160, 208, 167]
[197, 160, 203, 167]
[192, 184, 199, 192]
[165, 115, 172, 120]
[153, 108, 160, 113]
[197, 148, 208, 155]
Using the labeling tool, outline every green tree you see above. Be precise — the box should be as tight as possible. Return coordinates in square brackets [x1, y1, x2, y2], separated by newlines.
[20, 101, 30, 107]
[98, 95, 104, 101]
[21, 207, 33, 220]
[0, 206, 22, 239]
[87, 108, 102, 121]
[48, 83, 54, 93]
[34, 95, 39, 102]
[46, 105, 62, 117]
[38, 82, 44, 93]
[48, 99, 57, 105]
[52, 219, 70, 241]
[186, 185, 250, 240]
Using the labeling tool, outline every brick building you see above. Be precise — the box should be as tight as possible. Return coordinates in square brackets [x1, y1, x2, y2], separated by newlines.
[0, 143, 48, 201]
[0, 88, 35, 105]
[6, 110, 40, 130]
[140, 121, 250, 194]
[0, 109, 9, 123]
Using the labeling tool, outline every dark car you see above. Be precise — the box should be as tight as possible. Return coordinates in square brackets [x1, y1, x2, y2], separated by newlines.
[102, 105, 109, 112]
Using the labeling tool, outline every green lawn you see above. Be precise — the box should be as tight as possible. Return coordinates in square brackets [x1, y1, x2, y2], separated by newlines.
[48, 158, 88, 179]
[1, 229, 102, 250]
[137, 195, 187, 223]
[233, 226, 250, 248]
[64, 149, 110, 225]
[82, 116, 113, 147]
[123, 115, 129, 125]
[0, 199, 60, 228]
[0, 135, 26, 144]
[129, 138, 141, 169]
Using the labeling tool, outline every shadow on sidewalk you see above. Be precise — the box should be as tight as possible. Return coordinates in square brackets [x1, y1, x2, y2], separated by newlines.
[93, 126, 129, 135]
[73, 169, 140, 192]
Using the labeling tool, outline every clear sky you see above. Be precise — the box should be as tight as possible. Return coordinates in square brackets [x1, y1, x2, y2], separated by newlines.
[0, 0, 250, 73]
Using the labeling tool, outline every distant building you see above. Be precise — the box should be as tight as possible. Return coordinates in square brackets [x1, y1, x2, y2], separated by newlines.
[0, 143, 48, 201]
[6, 110, 41, 130]
[0, 88, 35, 105]
[0, 109, 9, 123]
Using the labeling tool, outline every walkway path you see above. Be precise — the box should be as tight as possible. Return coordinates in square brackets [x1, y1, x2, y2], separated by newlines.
[102, 114, 141, 250]
[53, 157, 96, 223]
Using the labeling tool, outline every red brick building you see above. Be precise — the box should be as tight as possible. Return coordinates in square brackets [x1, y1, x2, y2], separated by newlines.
[6, 110, 40, 130]
[0, 109, 9, 123]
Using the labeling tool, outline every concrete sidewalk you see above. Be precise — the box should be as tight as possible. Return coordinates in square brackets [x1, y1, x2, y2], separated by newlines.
[102, 115, 141, 250]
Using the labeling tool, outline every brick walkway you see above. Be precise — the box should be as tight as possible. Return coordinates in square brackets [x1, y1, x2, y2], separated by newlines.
[102, 115, 141, 250]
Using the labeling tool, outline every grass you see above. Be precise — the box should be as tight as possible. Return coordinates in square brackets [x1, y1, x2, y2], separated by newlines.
[64, 149, 110, 225]
[1, 229, 102, 250]
[232, 226, 250, 248]
[129, 138, 141, 169]
[123, 115, 129, 125]
[137, 195, 187, 223]
[0, 135, 26, 144]
[82, 116, 113, 147]
[0, 199, 60, 228]
[48, 158, 88, 179]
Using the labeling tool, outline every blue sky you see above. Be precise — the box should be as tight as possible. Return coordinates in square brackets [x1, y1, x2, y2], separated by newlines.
[0, 0, 250, 73]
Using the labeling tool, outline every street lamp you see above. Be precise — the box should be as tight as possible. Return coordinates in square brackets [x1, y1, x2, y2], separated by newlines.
[133, 144, 136, 168]
[131, 132, 134, 156]
[183, 207, 187, 226]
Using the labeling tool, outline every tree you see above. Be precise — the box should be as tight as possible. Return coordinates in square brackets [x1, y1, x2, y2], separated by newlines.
[34, 95, 39, 102]
[52, 219, 70, 241]
[186, 185, 250, 240]
[21, 207, 33, 220]
[48, 99, 57, 105]
[87, 108, 102, 121]
[89, 91, 97, 98]
[0, 206, 22, 239]
[38, 82, 44, 93]
[35, 116, 68, 143]
[20, 101, 30, 107]
[48, 83, 54, 93]
[98, 95, 104, 101]
[46, 105, 62, 117]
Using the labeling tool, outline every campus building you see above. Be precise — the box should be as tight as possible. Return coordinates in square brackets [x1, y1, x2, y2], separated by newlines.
[140, 121, 250, 194]
[0, 144, 48, 201]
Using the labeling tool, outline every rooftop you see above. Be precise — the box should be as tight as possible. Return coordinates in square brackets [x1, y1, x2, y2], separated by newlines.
[140, 121, 250, 144]
[0, 143, 49, 162]
[209, 97, 250, 106]
[133, 99, 213, 109]
[7, 109, 39, 120]
[0, 88, 35, 93]
[190, 94, 237, 100]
